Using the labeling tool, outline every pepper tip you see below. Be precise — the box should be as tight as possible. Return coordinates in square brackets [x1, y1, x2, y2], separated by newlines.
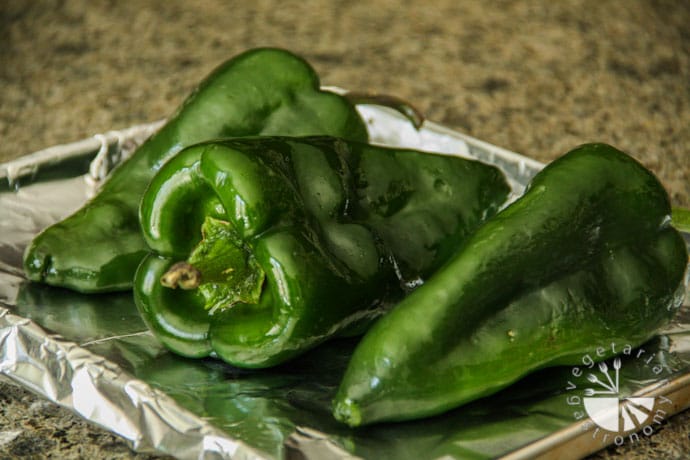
[332, 397, 362, 427]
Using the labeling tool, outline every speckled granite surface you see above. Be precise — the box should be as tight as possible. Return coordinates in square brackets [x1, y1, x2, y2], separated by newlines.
[1, 0, 689, 459]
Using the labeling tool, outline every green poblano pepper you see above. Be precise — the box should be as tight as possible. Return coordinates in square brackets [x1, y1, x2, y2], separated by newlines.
[133, 136, 511, 368]
[333, 143, 689, 426]
[23, 48, 371, 293]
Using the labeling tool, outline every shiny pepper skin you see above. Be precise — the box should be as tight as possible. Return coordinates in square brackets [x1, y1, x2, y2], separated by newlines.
[333, 143, 688, 426]
[133, 136, 510, 368]
[23, 48, 369, 293]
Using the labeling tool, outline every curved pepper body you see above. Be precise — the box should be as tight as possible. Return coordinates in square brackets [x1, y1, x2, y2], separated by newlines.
[134, 136, 510, 368]
[23, 48, 368, 293]
[333, 143, 689, 426]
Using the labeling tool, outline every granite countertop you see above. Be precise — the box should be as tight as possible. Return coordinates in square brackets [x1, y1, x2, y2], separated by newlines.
[1, 0, 689, 458]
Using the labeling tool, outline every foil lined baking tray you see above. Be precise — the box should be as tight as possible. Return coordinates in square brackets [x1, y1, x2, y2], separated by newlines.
[1, 102, 689, 460]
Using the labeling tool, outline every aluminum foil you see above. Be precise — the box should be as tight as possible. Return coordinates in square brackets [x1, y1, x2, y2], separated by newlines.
[1, 103, 689, 460]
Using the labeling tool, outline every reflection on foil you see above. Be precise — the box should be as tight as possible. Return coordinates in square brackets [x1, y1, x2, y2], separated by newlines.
[1, 103, 689, 460]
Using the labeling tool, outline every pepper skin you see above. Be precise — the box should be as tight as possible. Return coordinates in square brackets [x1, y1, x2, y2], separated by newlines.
[333, 143, 689, 427]
[133, 136, 510, 368]
[23, 48, 370, 293]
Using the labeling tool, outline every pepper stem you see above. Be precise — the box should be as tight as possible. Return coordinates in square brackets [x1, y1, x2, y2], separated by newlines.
[159, 216, 265, 313]
[161, 262, 202, 290]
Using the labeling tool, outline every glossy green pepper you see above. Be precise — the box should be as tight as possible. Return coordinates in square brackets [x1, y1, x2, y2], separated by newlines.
[23, 48, 372, 293]
[133, 136, 510, 368]
[333, 143, 689, 426]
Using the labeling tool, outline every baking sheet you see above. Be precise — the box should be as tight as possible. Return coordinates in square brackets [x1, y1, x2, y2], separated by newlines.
[1, 103, 689, 460]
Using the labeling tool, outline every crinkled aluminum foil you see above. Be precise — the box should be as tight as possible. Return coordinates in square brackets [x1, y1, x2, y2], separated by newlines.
[1, 102, 689, 460]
